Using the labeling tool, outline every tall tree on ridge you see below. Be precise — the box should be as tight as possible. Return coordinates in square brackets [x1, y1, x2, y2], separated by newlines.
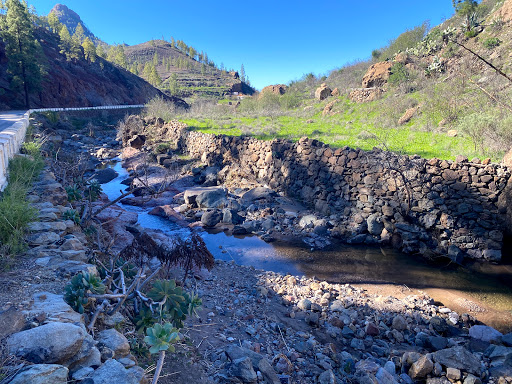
[0, 0, 44, 108]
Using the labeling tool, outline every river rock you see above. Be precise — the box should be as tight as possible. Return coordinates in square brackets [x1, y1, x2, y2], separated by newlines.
[201, 210, 222, 227]
[469, 325, 502, 343]
[9, 364, 69, 384]
[502, 332, 512, 347]
[222, 208, 244, 225]
[93, 168, 118, 184]
[7, 322, 86, 364]
[97, 329, 130, 357]
[241, 187, 277, 203]
[433, 346, 481, 375]
[83, 359, 145, 384]
[392, 315, 407, 331]
[376, 367, 398, 384]
[318, 369, 336, 384]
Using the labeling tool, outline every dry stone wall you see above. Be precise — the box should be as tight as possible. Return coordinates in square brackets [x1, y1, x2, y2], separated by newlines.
[166, 125, 511, 262]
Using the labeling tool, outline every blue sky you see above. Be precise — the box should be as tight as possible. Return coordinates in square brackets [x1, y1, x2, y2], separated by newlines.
[30, 1, 456, 89]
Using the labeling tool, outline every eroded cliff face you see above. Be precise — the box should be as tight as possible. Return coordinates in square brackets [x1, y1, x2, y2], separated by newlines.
[0, 28, 187, 110]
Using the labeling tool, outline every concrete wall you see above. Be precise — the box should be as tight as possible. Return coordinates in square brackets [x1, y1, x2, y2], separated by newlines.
[0, 105, 144, 191]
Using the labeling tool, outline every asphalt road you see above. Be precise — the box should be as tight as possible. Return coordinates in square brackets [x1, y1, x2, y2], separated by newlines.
[0, 110, 27, 132]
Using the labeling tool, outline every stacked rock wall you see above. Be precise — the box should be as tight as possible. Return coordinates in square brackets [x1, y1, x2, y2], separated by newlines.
[167, 126, 511, 262]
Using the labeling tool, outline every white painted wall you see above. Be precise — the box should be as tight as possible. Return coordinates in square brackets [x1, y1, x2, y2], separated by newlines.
[0, 105, 144, 191]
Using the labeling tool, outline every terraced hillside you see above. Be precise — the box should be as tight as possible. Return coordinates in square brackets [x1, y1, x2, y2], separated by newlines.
[124, 40, 255, 99]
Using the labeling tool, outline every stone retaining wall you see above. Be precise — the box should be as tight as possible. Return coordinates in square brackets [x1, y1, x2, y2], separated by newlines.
[167, 126, 511, 262]
[0, 105, 143, 191]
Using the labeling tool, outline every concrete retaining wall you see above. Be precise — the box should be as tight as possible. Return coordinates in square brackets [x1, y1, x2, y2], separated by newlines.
[0, 105, 144, 191]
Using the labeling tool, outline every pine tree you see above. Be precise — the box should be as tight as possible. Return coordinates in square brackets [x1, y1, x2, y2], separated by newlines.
[189, 47, 196, 60]
[168, 73, 179, 95]
[82, 37, 96, 62]
[96, 44, 106, 59]
[73, 23, 85, 44]
[59, 25, 81, 61]
[170, 36, 175, 48]
[0, 0, 44, 108]
[153, 52, 159, 66]
[47, 11, 61, 33]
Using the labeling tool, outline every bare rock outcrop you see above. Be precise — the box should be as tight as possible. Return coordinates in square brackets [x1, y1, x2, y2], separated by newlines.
[361, 61, 393, 88]
[260, 84, 287, 96]
[398, 106, 420, 125]
[315, 83, 332, 100]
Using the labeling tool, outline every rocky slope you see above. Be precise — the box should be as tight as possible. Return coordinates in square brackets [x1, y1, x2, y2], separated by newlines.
[0, 27, 186, 110]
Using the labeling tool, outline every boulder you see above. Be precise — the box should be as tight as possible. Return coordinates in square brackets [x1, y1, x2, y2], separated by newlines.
[97, 329, 130, 358]
[409, 355, 434, 380]
[84, 359, 145, 384]
[260, 84, 287, 96]
[9, 364, 69, 384]
[398, 106, 419, 125]
[24, 292, 84, 324]
[315, 83, 332, 100]
[241, 187, 277, 203]
[433, 346, 481, 375]
[93, 168, 118, 184]
[228, 357, 258, 383]
[0, 307, 26, 339]
[127, 134, 146, 149]
[469, 325, 502, 343]
[7, 322, 86, 364]
[201, 210, 223, 227]
[222, 208, 244, 225]
[184, 187, 227, 208]
[362, 61, 393, 88]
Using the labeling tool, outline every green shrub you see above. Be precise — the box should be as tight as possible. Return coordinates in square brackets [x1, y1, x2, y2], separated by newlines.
[464, 29, 478, 38]
[388, 63, 410, 86]
[379, 21, 429, 60]
[0, 153, 44, 259]
[483, 37, 501, 49]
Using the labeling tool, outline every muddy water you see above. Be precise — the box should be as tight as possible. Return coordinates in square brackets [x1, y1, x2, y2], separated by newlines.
[102, 161, 512, 333]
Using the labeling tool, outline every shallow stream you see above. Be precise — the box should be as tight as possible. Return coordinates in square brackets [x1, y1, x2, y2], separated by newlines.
[102, 161, 512, 332]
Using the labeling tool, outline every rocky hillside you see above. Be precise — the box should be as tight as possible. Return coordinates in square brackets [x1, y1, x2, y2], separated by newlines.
[124, 40, 255, 99]
[0, 26, 186, 110]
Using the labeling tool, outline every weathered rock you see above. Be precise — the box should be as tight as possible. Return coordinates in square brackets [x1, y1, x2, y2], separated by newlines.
[362, 62, 393, 88]
[241, 187, 277, 203]
[225, 346, 280, 384]
[260, 84, 287, 96]
[97, 329, 130, 358]
[469, 325, 502, 343]
[315, 83, 332, 100]
[9, 364, 69, 384]
[318, 369, 336, 384]
[185, 187, 227, 208]
[367, 213, 384, 236]
[392, 315, 407, 331]
[82, 359, 145, 384]
[24, 292, 84, 324]
[127, 134, 146, 149]
[0, 307, 26, 339]
[408, 355, 434, 380]
[228, 357, 258, 383]
[93, 168, 118, 184]
[222, 208, 244, 225]
[201, 210, 223, 227]
[398, 106, 419, 125]
[7, 322, 86, 364]
[433, 346, 481, 375]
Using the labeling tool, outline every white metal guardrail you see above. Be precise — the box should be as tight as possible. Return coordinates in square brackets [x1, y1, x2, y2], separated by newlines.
[0, 104, 144, 191]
